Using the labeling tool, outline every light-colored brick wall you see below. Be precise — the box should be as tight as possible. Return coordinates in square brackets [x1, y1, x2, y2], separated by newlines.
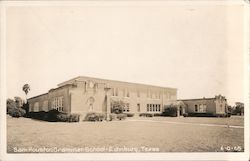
[182, 97, 227, 115]
[183, 99, 216, 114]
[28, 76, 177, 117]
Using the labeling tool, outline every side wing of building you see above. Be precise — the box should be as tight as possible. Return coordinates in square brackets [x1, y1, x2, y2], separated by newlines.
[180, 95, 227, 116]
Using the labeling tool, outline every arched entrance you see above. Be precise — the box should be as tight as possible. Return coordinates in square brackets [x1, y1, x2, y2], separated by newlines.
[87, 96, 95, 111]
[179, 106, 183, 116]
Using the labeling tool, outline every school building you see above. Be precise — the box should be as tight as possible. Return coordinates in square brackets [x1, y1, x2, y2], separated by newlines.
[28, 76, 177, 119]
[177, 95, 228, 117]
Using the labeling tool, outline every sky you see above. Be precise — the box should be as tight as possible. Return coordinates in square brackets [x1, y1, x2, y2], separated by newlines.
[5, 2, 246, 105]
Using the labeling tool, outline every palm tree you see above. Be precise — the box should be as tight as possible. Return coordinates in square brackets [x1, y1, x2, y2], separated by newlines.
[22, 84, 30, 103]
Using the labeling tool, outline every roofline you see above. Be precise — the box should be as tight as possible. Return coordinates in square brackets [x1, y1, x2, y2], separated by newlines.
[28, 84, 73, 100]
[178, 97, 227, 101]
[178, 98, 215, 101]
[28, 93, 48, 100]
[58, 76, 177, 90]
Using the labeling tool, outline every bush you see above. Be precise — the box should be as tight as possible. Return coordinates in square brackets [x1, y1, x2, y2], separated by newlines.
[125, 113, 134, 117]
[162, 106, 177, 117]
[116, 113, 127, 120]
[8, 107, 26, 118]
[139, 113, 153, 117]
[46, 109, 60, 122]
[226, 113, 231, 117]
[108, 113, 127, 121]
[111, 100, 125, 114]
[183, 113, 188, 117]
[153, 113, 162, 117]
[28, 110, 80, 122]
[57, 113, 80, 122]
[84, 112, 106, 122]
[7, 98, 26, 117]
[69, 114, 80, 122]
[28, 111, 47, 120]
[186, 113, 215, 117]
[109, 113, 116, 121]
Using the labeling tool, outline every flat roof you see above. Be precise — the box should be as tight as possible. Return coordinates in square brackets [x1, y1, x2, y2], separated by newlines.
[58, 76, 177, 90]
[178, 98, 214, 101]
[28, 93, 48, 100]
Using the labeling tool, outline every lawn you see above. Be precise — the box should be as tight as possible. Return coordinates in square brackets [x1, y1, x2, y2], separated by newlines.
[7, 116, 244, 153]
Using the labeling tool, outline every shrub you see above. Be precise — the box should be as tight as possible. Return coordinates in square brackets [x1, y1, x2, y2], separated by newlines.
[111, 100, 125, 114]
[186, 113, 215, 117]
[84, 112, 106, 122]
[46, 109, 60, 122]
[139, 113, 153, 117]
[226, 113, 231, 117]
[28, 111, 47, 120]
[162, 106, 177, 117]
[57, 113, 80, 122]
[183, 113, 188, 117]
[125, 113, 134, 117]
[8, 107, 26, 118]
[28, 110, 80, 122]
[109, 113, 116, 121]
[116, 113, 127, 120]
[69, 114, 80, 122]
[153, 113, 162, 117]
[56, 113, 69, 122]
[7, 98, 26, 117]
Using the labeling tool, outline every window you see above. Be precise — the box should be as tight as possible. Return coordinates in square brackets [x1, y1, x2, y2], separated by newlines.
[123, 89, 126, 97]
[127, 91, 130, 97]
[137, 104, 140, 112]
[123, 103, 130, 112]
[159, 105, 161, 111]
[51, 96, 64, 112]
[203, 104, 207, 112]
[195, 105, 198, 112]
[137, 91, 140, 97]
[195, 104, 207, 112]
[115, 88, 118, 96]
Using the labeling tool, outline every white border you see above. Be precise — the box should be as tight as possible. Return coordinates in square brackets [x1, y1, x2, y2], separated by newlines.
[0, 1, 249, 161]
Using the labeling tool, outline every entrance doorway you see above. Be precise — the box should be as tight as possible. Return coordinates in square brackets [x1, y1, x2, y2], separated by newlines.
[179, 106, 183, 116]
[137, 104, 140, 112]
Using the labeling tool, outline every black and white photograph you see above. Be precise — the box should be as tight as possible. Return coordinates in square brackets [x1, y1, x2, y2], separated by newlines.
[0, 0, 249, 161]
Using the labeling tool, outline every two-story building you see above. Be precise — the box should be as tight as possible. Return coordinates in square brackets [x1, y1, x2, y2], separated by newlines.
[28, 76, 177, 119]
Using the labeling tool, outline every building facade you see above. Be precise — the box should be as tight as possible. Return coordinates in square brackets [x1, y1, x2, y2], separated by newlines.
[28, 76, 177, 119]
[178, 95, 228, 116]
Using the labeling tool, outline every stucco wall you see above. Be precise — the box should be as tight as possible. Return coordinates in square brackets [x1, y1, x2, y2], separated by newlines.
[183, 99, 216, 114]
[28, 77, 177, 117]
[28, 94, 49, 112]
[28, 85, 71, 113]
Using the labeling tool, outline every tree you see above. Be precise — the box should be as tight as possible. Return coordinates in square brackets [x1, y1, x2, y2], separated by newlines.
[162, 104, 178, 117]
[235, 102, 244, 115]
[22, 84, 30, 103]
[6, 98, 26, 117]
[110, 100, 125, 114]
[14, 96, 23, 108]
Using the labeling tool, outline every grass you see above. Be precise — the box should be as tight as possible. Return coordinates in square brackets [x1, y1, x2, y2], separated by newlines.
[7, 116, 244, 153]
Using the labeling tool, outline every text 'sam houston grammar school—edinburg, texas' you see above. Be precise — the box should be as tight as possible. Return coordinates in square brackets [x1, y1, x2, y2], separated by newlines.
[28, 76, 227, 120]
